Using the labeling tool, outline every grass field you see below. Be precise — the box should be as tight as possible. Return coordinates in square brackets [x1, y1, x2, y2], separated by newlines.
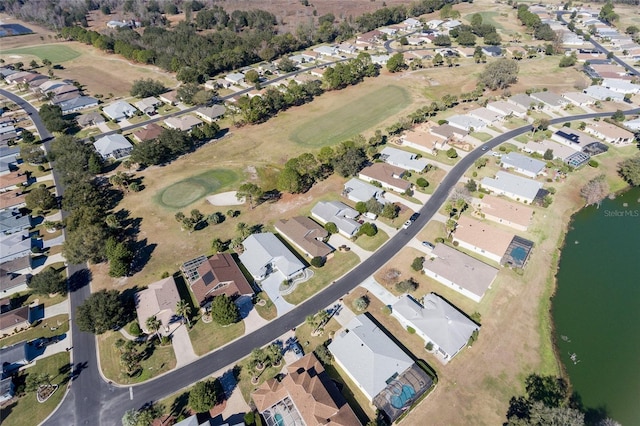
[289, 85, 411, 148]
[155, 169, 241, 209]
[0, 314, 69, 347]
[3, 45, 80, 63]
[1, 352, 70, 426]
[464, 11, 505, 30]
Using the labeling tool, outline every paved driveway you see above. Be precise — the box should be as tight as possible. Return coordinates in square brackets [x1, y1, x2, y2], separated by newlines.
[259, 273, 295, 316]
[171, 324, 198, 367]
[328, 234, 372, 261]
[359, 276, 399, 307]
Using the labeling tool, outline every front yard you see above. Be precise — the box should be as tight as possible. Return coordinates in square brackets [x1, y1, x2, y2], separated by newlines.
[0, 314, 69, 347]
[188, 316, 245, 356]
[354, 229, 389, 252]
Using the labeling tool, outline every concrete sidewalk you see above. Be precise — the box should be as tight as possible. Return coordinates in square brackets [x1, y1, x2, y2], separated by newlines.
[171, 324, 198, 367]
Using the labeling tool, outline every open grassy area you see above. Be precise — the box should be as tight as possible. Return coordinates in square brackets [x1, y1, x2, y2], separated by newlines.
[254, 292, 277, 321]
[289, 85, 411, 148]
[354, 229, 389, 252]
[188, 316, 245, 356]
[294, 318, 341, 354]
[471, 132, 494, 142]
[283, 251, 359, 305]
[97, 331, 176, 384]
[464, 11, 505, 29]
[1, 352, 71, 426]
[3, 45, 80, 63]
[237, 357, 281, 404]
[0, 314, 69, 347]
[155, 169, 241, 209]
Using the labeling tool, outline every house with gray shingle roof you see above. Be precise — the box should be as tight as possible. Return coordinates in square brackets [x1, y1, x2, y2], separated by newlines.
[379, 147, 429, 172]
[508, 93, 536, 110]
[500, 152, 546, 178]
[0, 231, 31, 264]
[0, 209, 31, 235]
[529, 91, 567, 110]
[102, 100, 136, 122]
[311, 201, 361, 237]
[239, 233, 305, 281]
[481, 171, 543, 204]
[93, 134, 133, 160]
[343, 178, 385, 204]
[446, 114, 487, 132]
[583, 85, 625, 102]
[392, 294, 479, 361]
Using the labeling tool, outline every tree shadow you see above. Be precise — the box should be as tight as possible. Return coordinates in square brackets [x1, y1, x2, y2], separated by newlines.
[71, 361, 88, 381]
[570, 391, 610, 425]
[67, 268, 92, 292]
[169, 391, 190, 419]
[129, 239, 156, 274]
[0, 401, 17, 419]
[56, 362, 73, 385]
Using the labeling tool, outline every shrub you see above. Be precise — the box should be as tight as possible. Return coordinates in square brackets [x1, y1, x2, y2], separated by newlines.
[416, 177, 429, 188]
[352, 296, 369, 312]
[324, 222, 338, 235]
[435, 237, 445, 243]
[358, 222, 378, 237]
[161, 271, 170, 279]
[452, 240, 459, 246]
[381, 305, 392, 315]
[129, 322, 142, 337]
[244, 411, 256, 426]
[588, 159, 599, 168]
[411, 256, 424, 271]
[395, 278, 418, 293]
[407, 326, 416, 334]
[446, 148, 458, 158]
[314, 341, 333, 365]
[425, 341, 434, 351]
[310, 256, 325, 268]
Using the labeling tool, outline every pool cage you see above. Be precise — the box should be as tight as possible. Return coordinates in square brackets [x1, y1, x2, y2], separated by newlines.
[373, 363, 434, 423]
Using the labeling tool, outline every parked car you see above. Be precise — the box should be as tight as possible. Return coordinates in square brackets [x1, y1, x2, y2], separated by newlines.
[403, 213, 420, 229]
[422, 241, 435, 249]
[291, 343, 304, 359]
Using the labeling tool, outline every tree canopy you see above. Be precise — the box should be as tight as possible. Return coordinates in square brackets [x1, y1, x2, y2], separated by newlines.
[28, 267, 66, 295]
[189, 379, 219, 413]
[479, 59, 519, 90]
[76, 289, 125, 334]
[130, 78, 166, 98]
[618, 155, 640, 186]
[210, 294, 240, 326]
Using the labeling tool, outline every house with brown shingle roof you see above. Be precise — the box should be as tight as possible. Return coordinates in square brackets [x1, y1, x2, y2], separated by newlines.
[134, 276, 181, 334]
[252, 353, 362, 426]
[0, 171, 27, 191]
[189, 253, 254, 307]
[401, 122, 448, 155]
[0, 190, 26, 211]
[452, 215, 515, 263]
[584, 121, 635, 145]
[274, 216, 333, 259]
[358, 163, 411, 194]
[159, 90, 179, 105]
[0, 305, 31, 335]
[132, 123, 164, 143]
[474, 194, 534, 231]
[164, 115, 203, 132]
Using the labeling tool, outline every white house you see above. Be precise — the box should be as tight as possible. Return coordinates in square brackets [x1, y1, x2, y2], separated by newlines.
[601, 78, 640, 94]
[529, 91, 567, 110]
[562, 91, 596, 106]
[467, 107, 504, 125]
[311, 201, 361, 237]
[392, 294, 478, 361]
[623, 117, 640, 132]
[486, 101, 528, 118]
[452, 215, 515, 264]
[93, 134, 133, 160]
[134, 96, 161, 115]
[583, 85, 625, 102]
[343, 178, 385, 204]
[224, 73, 245, 85]
[500, 152, 546, 178]
[239, 233, 305, 281]
[313, 45, 339, 57]
[422, 243, 499, 303]
[102, 100, 136, 122]
[585, 121, 635, 145]
[551, 128, 600, 150]
[446, 115, 486, 132]
[379, 147, 428, 172]
[481, 171, 543, 204]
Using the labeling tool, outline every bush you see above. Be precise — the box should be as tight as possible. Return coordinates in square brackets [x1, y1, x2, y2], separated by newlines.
[310, 256, 325, 268]
[411, 256, 424, 271]
[314, 341, 333, 365]
[588, 159, 599, 168]
[358, 222, 378, 237]
[425, 341, 434, 351]
[352, 296, 369, 312]
[324, 222, 338, 235]
[452, 240, 459, 246]
[244, 411, 256, 426]
[435, 237, 445, 243]
[446, 148, 458, 158]
[416, 177, 429, 188]
[129, 322, 142, 337]
[407, 326, 416, 334]
[381, 305, 392, 315]
[395, 278, 418, 293]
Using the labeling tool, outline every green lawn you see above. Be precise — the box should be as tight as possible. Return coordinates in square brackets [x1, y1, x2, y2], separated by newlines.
[284, 251, 359, 305]
[254, 292, 277, 321]
[289, 85, 411, 148]
[1, 352, 71, 426]
[470, 132, 494, 142]
[188, 316, 245, 356]
[98, 331, 177, 384]
[354, 229, 389, 252]
[154, 169, 241, 209]
[237, 356, 281, 403]
[3, 45, 81, 63]
[503, 117, 530, 129]
[0, 314, 69, 347]
[464, 11, 505, 30]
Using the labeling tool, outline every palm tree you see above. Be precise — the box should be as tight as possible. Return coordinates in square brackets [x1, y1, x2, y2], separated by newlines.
[145, 315, 162, 340]
[176, 299, 191, 327]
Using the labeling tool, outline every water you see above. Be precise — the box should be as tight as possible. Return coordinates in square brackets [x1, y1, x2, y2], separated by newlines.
[553, 187, 640, 425]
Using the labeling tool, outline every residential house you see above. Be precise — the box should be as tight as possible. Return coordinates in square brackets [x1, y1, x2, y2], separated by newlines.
[585, 121, 635, 145]
[134, 276, 181, 334]
[47, 84, 79, 97]
[422, 243, 499, 303]
[481, 46, 502, 57]
[562, 91, 596, 106]
[551, 128, 600, 150]
[132, 123, 164, 143]
[164, 115, 203, 132]
[356, 30, 382, 46]
[623, 117, 640, 132]
[289, 54, 317, 65]
[467, 107, 504, 125]
[590, 64, 627, 77]
[426, 19, 443, 29]
[370, 54, 391, 65]
[0, 341, 28, 376]
[480, 171, 543, 205]
[0, 68, 17, 79]
[171, 414, 212, 426]
[523, 139, 589, 167]
[343, 178, 385, 204]
[403, 18, 422, 29]
[601, 78, 640, 94]
[401, 123, 448, 155]
[36, 80, 67, 93]
[4, 71, 32, 84]
[0, 306, 31, 335]
[328, 314, 433, 422]
[455, 47, 476, 58]
[0, 170, 27, 191]
[159, 90, 179, 105]
[506, 45, 526, 58]
[0, 190, 27, 211]
[252, 354, 361, 426]
[392, 294, 478, 361]
[430, 123, 468, 140]
[239, 233, 305, 281]
[442, 19, 462, 30]
[474, 194, 534, 231]
[0, 209, 31, 235]
[0, 256, 31, 295]
[379, 147, 428, 172]
[313, 45, 339, 57]
[107, 20, 129, 29]
[51, 91, 81, 106]
[59, 96, 99, 115]
[134, 97, 161, 115]
[583, 85, 625, 102]
[337, 43, 357, 54]
[23, 74, 48, 88]
[529, 91, 567, 110]
[452, 215, 515, 263]
[0, 231, 31, 264]
[76, 111, 105, 127]
[224, 73, 245, 85]
[188, 253, 254, 307]
[195, 105, 226, 123]
[508, 93, 536, 110]
[93, 134, 133, 160]
[446, 114, 487, 132]
[486, 101, 528, 118]
[500, 152, 546, 178]
[274, 217, 333, 259]
[359, 163, 411, 194]
[0, 377, 15, 404]
[102, 100, 137, 122]
[0, 126, 18, 146]
[379, 27, 398, 36]
[311, 201, 361, 238]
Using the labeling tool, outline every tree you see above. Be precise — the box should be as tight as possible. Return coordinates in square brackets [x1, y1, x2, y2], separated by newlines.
[352, 296, 369, 312]
[580, 175, 608, 206]
[21, 129, 36, 144]
[28, 267, 66, 295]
[176, 299, 192, 327]
[146, 315, 162, 340]
[189, 379, 218, 413]
[277, 167, 305, 193]
[236, 183, 263, 209]
[358, 222, 378, 237]
[433, 34, 451, 46]
[465, 179, 477, 193]
[25, 185, 57, 211]
[543, 149, 554, 160]
[324, 222, 338, 234]
[446, 148, 458, 159]
[432, 53, 444, 67]
[210, 294, 240, 325]
[479, 59, 519, 90]
[130, 78, 166, 98]
[177, 83, 201, 105]
[277, 57, 298, 73]
[76, 290, 125, 334]
[26, 372, 51, 393]
[244, 69, 259, 84]
[618, 156, 640, 186]
[386, 53, 406, 73]
[611, 109, 625, 122]
[411, 256, 424, 271]
[381, 202, 400, 219]
[39, 104, 72, 133]
[105, 237, 132, 277]
[332, 147, 367, 177]
[395, 278, 418, 293]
